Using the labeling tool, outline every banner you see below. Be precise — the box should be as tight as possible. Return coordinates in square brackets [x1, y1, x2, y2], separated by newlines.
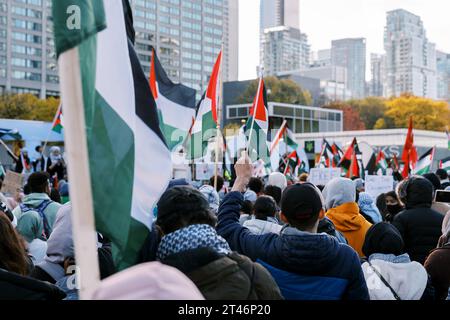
[307, 168, 341, 186]
[365, 175, 394, 200]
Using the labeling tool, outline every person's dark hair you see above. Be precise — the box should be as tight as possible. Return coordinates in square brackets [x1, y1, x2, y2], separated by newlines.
[35, 145, 42, 153]
[281, 183, 324, 229]
[27, 172, 50, 194]
[362, 222, 404, 257]
[264, 185, 282, 205]
[0, 202, 14, 222]
[50, 188, 61, 203]
[0, 214, 29, 276]
[422, 173, 442, 192]
[385, 191, 399, 201]
[248, 177, 264, 194]
[435, 169, 448, 180]
[241, 200, 253, 215]
[209, 175, 224, 192]
[375, 193, 389, 221]
[396, 175, 433, 208]
[156, 186, 216, 235]
[315, 185, 325, 192]
[23, 183, 31, 195]
[253, 195, 277, 220]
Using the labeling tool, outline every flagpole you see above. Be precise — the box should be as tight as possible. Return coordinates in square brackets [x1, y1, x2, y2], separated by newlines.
[41, 102, 62, 158]
[58, 48, 100, 300]
[246, 67, 263, 157]
[214, 45, 224, 191]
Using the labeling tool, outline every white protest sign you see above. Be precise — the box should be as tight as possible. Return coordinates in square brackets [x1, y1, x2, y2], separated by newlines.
[365, 175, 394, 200]
[307, 168, 341, 186]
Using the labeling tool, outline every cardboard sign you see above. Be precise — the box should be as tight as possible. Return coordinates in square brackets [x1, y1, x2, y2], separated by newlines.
[1, 170, 24, 196]
[365, 175, 394, 200]
[307, 168, 341, 186]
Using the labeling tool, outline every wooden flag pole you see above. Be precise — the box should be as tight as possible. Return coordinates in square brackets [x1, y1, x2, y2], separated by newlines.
[214, 46, 224, 191]
[58, 48, 100, 300]
[246, 67, 263, 158]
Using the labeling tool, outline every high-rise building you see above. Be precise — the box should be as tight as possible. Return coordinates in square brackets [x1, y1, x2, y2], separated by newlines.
[0, 0, 239, 100]
[261, 26, 310, 76]
[436, 50, 450, 101]
[331, 38, 366, 99]
[369, 53, 386, 97]
[0, 0, 59, 99]
[260, 0, 300, 31]
[384, 9, 437, 99]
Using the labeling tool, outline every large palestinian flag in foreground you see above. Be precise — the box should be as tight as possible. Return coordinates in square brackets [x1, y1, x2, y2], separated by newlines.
[149, 49, 196, 151]
[245, 78, 269, 163]
[414, 147, 435, 175]
[53, 0, 172, 269]
[189, 50, 222, 160]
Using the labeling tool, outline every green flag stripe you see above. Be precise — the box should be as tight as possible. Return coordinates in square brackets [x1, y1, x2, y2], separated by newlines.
[52, 0, 106, 56]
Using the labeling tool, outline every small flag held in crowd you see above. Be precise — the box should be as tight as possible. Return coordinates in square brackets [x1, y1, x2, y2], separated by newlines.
[401, 117, 418, 178]
[414, 147, 435, 175]
[51, 104, 63, 134]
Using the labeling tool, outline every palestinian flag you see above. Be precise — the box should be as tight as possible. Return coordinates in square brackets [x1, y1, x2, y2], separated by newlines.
[189, 50, 222, 160]
[340, 138, 364, 178]
[401, 117, 418, 178]
[51, 104, 63, 134]
[439, 156, 450, 171]
[365, 151, 377, 175]
[376, 149, 388, 174]
[285, 126, 309, 173]
[339, 138, 358, 170]
[348, 150, 360, 178]
[316, 139, 334, 168]
[149, 48, 196, 151]
[392, 154, 400, 171]
[53, 0, 172, 269]
[331, 143, 344, 168]
[269, 120, 287, 155]
[245, 77, 269, 163]
[284, 150, 301, 176]
[414, 147, 435, 175]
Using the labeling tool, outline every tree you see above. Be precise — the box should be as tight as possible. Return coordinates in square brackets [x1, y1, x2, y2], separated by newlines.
[0, 93, 60, 122]
[236, 76, 313, 106]
[347, 97, 387, 129]
[381, 94, 450, 131]
[323, 101, 366, 131]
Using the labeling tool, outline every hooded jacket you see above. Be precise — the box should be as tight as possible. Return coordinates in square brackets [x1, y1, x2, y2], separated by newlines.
[424, 243, 450, 300]
[243, 216, 283, 235]
[13, 193, 61, 234]
[326, 203, 372, 257]
[362, 253, 428, 300]
[216, 192, 370, 300]
[392, 177, 444, 264]
[0, 268, 65, 300]
[318, 217, 348, 244]
[162, 247, 283, 300]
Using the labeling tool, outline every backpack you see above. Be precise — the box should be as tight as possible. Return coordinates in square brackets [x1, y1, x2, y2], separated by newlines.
[20, 200, 53, 240]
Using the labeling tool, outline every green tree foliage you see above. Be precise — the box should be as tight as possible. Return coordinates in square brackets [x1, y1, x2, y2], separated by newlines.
[347, 97, 387, 130]
[0, 93, 60, 122]
[236, 76, 313, 106]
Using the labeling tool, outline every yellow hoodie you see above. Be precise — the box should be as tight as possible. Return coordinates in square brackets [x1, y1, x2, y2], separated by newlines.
[326, 202, 372, 257]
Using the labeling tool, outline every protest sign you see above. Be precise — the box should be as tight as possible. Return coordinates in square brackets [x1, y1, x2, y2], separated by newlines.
[307, 168, 341, 186]
[0, 170, 24, 195]
[365, 175, 394, 200]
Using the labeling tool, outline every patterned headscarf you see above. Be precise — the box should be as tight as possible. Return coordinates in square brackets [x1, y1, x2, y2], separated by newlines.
[157, 224, 231, 261]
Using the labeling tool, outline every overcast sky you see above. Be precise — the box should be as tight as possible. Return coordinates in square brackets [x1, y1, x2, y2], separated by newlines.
[238, 0, 450, 81]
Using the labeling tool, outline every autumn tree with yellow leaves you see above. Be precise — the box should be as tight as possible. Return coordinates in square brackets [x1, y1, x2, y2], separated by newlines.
[0, 93, 60, 122]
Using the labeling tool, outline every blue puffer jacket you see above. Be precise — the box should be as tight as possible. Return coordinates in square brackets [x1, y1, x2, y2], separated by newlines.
[217, 192, 370, 300]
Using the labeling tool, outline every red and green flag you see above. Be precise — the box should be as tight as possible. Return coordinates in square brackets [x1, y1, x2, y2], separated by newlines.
[51, 104, 63, 134]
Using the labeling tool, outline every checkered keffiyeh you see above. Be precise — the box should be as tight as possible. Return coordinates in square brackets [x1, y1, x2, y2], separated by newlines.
[157, 224, 231, 260]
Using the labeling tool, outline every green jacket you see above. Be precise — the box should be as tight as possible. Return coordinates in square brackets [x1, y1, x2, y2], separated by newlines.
[14, 193, 62, 241]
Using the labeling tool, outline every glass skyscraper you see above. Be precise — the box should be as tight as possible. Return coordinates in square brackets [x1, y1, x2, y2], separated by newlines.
[0, 0, 239, 100]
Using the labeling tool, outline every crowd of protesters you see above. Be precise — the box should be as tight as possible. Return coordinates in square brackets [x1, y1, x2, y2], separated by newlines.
[0, 153, 449, 300]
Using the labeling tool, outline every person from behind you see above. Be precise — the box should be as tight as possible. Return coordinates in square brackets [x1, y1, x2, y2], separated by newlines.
[361, 222, 433, 300]
[423, 172, 449, 216]
[358, 192, 383, 224]
[436, 169, 450, 190]
[0, 214, 65, 300]
[155, 186, 283, 300]
[322, 178, 372, 257]
[264, 185, 282, 207]
[217, 155, 369, 300]
[375, 193, 390, 222]
[198, 176, 223, 214]
[424, 210, 450, 300]
[267, 172, 287, 192]
[243, 195, 282, 235]
[239, 200, 253, 225]
[248, 177, 264, 196]
[392, 176, 444, 264]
